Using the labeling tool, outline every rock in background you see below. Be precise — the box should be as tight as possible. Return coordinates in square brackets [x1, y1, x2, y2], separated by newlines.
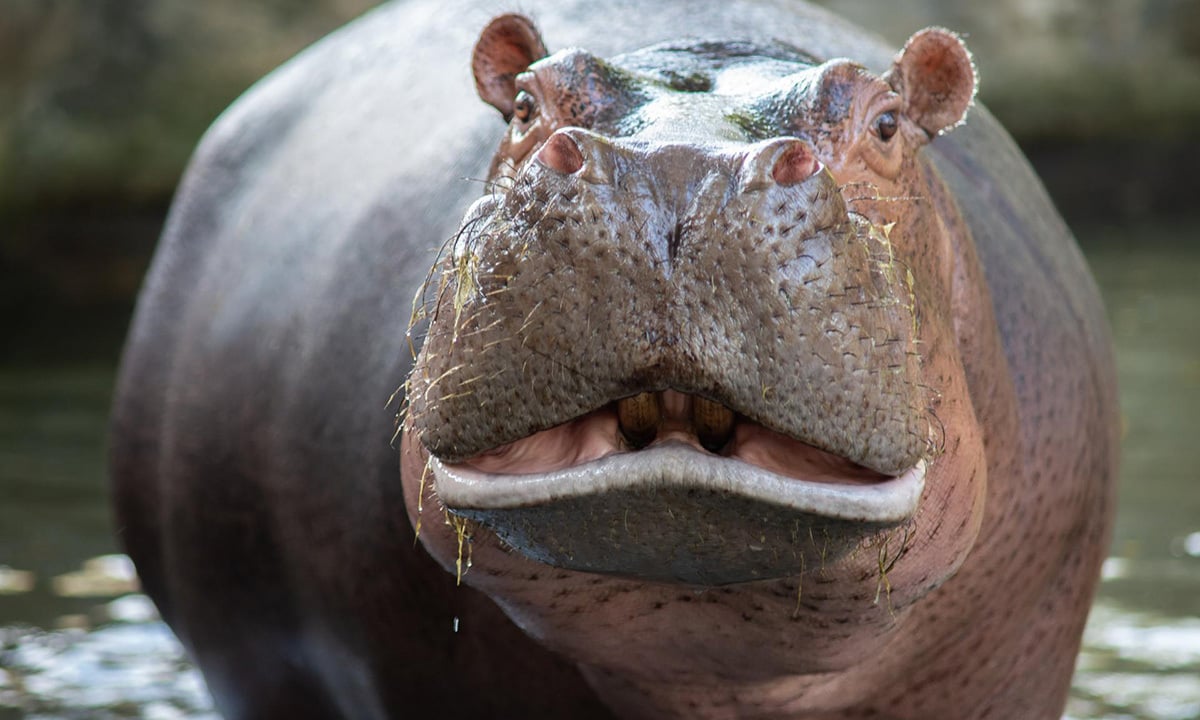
[0, 0, 379, 358]
[1, 0, 1194, 359]
[1, 0, 378, 214]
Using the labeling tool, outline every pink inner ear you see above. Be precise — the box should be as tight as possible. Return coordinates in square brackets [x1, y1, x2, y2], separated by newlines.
[472, 15, 548, 116]
[892, 28, 976, 137]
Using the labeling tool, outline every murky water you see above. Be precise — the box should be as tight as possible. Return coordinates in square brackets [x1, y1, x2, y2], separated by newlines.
[1064, 222, 1200, 720]
[1, 222, 1197, 718]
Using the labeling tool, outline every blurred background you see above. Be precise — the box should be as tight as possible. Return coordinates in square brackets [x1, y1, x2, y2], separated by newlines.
[0, 1, 1197, 718]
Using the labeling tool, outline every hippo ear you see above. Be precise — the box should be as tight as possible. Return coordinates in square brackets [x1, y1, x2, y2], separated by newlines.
[884, 28, 977, 138]
[472, 14, 549, 120]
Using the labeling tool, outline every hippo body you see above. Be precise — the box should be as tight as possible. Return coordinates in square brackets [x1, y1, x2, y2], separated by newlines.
[110, 1, 1117, 718]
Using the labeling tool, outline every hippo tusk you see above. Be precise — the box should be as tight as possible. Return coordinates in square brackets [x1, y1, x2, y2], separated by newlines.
[617, 392, 661, 449]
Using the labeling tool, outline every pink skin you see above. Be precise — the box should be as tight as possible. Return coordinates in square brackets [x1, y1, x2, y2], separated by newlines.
[459, 390, 887, 485]
[771, 141, 821, 186]
[534, 131, 586, 174]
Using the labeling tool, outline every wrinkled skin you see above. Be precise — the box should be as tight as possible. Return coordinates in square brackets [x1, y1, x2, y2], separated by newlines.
[110, 2, 1117, 719]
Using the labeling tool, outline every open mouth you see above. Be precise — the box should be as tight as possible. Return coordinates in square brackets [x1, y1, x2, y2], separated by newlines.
[431, 390, 925, 585]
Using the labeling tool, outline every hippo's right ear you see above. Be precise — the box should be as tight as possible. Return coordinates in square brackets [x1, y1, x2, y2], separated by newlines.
[472, 14, 549, 120]
[884, 28, 977, 138]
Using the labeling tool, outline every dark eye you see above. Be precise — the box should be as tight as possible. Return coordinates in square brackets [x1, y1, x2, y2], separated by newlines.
[875, 111, 898, 141]
[513, 90, 537, 123]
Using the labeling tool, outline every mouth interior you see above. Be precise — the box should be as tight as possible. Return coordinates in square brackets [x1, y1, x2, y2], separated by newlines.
[462, 390, 888, 485]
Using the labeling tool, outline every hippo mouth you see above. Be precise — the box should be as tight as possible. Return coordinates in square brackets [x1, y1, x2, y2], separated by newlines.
[432, 390, 925, 585]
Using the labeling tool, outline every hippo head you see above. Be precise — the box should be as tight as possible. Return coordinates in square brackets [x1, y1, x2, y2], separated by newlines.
[401, 15, 987, 681]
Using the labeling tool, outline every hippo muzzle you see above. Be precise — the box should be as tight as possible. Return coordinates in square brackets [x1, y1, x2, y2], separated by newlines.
[406, 22, 979, 587]
[413, 129, 933, 584]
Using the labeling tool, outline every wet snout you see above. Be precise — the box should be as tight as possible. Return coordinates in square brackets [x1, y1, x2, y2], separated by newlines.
[409, 114, 933, 584]
[413, 117, 927, 479]
[525, 127, 828, 272]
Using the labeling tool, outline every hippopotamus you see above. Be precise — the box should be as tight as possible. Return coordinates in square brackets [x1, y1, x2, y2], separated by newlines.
[109, 1, 1118, 718]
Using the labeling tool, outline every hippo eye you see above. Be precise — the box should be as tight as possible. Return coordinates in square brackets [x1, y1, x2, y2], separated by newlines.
[874, 111, 898, 141]
[513, 91, 537, 123]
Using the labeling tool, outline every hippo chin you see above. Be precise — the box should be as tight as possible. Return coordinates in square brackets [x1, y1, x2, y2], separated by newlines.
[111, 1, 1118, 718]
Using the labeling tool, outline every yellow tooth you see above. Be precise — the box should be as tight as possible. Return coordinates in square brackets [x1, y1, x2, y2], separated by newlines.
[617, 392, 660, 449]
[693, 396, 734, 452]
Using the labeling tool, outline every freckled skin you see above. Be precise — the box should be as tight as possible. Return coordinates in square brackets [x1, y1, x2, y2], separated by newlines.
[109, 1, 1117, 719]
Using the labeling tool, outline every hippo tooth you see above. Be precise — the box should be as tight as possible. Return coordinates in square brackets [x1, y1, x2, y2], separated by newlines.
[693, 396, 734, 452]
[617, 392, 660, 449]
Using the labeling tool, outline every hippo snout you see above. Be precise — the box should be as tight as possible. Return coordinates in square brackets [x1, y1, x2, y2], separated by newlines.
[413, 127, 930, 476]
[407, 121, 934, 582]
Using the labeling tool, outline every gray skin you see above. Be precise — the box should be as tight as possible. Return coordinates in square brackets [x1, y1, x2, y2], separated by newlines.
[110, 1, 1117, 719]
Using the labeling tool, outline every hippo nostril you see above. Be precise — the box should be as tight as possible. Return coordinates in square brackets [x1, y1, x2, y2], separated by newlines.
[739, 138, 821, 193]
[771, 141, 820, 186]
[534, 132, 584, 175]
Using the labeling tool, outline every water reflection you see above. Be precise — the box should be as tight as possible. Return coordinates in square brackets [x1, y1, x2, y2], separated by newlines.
[1, 572, 1197, 719]
[1068, 601, 1200, 720]
[0, 602, 217, 719]
[50, 555, 138, 599]
[0, 223, 1197, 717]
[0, 568, 34, 596]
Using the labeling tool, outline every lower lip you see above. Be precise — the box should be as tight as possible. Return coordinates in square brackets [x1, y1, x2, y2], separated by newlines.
[427, 444, 925, 584]
[434, 443, 925, 524]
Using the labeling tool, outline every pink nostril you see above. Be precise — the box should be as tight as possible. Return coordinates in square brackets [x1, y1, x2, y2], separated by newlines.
[534, 132, 584, 175]
[771, 142, 819, 186]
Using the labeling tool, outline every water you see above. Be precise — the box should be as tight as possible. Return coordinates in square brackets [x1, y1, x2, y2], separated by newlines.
[1064, 221, 1200, 720]
[0, 222, 1197, 718]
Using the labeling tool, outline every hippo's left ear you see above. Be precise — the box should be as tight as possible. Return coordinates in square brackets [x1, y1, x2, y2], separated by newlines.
[472, 14, 549, 120]
[884, 28, 977, 138]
